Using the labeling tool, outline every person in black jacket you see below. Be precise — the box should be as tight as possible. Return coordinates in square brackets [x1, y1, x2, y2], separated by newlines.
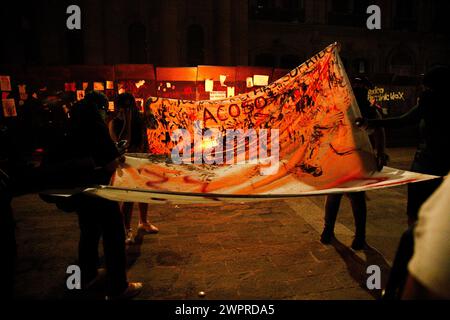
[66, 91, 142, 299]
[357, 66, 450, 225]
[321, 77, 387, 250]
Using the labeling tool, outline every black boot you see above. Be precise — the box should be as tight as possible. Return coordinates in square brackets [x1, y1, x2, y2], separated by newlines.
[322, 195, 342, 244]
[351, 235, 366, 250]
[320, 228, 335, 244]
[349, 192, 367, 250]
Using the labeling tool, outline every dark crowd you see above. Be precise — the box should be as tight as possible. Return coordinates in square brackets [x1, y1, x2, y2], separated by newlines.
[0, 88, 158, 299]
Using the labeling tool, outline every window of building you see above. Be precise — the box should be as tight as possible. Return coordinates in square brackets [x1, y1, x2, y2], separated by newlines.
[249, 0, 305, 23]
[353, 0, 372, 15]
[328, 0, 371, 27]
[128, 22, 147, 64]
[393, 0, 417, 31]
[341, 56, 350, 71]
[280, 54, 302, 69]
[255, 53, 276, 67]
[20, 6, 42, 65]
[389, 49, 415, 76]
[186, 24, 205, 66]
[432, 0, 450, 35]
[396, 0, 414, 18]
[66, 29, 84, 64]
[353, 59, 369, 74]
[331, 0, 351, 14]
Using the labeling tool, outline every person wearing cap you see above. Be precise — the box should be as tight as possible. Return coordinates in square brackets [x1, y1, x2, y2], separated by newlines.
[357, 66, 450, 225]
[321, 77, 388, 250]
[108, 93, 159, 245]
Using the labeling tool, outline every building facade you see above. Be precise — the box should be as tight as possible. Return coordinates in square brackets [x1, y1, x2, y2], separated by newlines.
[2, 0, 449, 76]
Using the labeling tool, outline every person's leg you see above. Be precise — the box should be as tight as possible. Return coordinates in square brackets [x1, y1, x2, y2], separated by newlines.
[77, 197, 101, 285]
[96, 197, 128, 296]
[137, 203, 159, 234]
[407, 157, 443, 226]
[348, 192, 367, 250]
[138, 203, 148, 225]
[321, 194, 343, 243]
[383, 225, 415, 299]
[406, 178, 442, 226]
[122, 202, 135, 244]
[122, 202, 133, 231]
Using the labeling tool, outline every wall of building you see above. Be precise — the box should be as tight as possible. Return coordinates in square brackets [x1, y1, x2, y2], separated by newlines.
[1, 0, 449, 146]
[2, 0, 449, 71]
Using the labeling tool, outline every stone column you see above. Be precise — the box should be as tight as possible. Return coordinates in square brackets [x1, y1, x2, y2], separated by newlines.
[233, 0, 248, 65]
[160, 0, 179, 66]
[417, 0, 431, 33]
[215, 0, 232, 65]
[315, 0, 328, 25]
[83, 0, 104, 64]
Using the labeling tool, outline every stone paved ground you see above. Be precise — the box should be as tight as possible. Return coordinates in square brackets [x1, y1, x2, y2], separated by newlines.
[12, 148, 415, 300]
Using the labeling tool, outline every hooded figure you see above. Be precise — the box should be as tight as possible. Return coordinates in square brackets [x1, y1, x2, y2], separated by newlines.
[48, 90, 142, 299]
[363, 65, 450, 224]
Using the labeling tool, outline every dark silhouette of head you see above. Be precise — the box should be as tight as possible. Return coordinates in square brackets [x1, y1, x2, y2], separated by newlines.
[117, 93, 136, 110]
[423, 65, 450, 91]
[352, 76, 373, 114]
[69, 91, 109, 126]
[84, 91, 109, 112]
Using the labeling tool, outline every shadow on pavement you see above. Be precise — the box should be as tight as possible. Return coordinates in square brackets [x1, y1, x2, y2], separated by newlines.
[60, 231, 147, 300]
[331, 239, 392, 299]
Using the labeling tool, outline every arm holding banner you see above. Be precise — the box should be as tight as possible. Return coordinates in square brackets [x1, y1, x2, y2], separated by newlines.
[372, 110, 389, 171]
[356, 100, 421, 129]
